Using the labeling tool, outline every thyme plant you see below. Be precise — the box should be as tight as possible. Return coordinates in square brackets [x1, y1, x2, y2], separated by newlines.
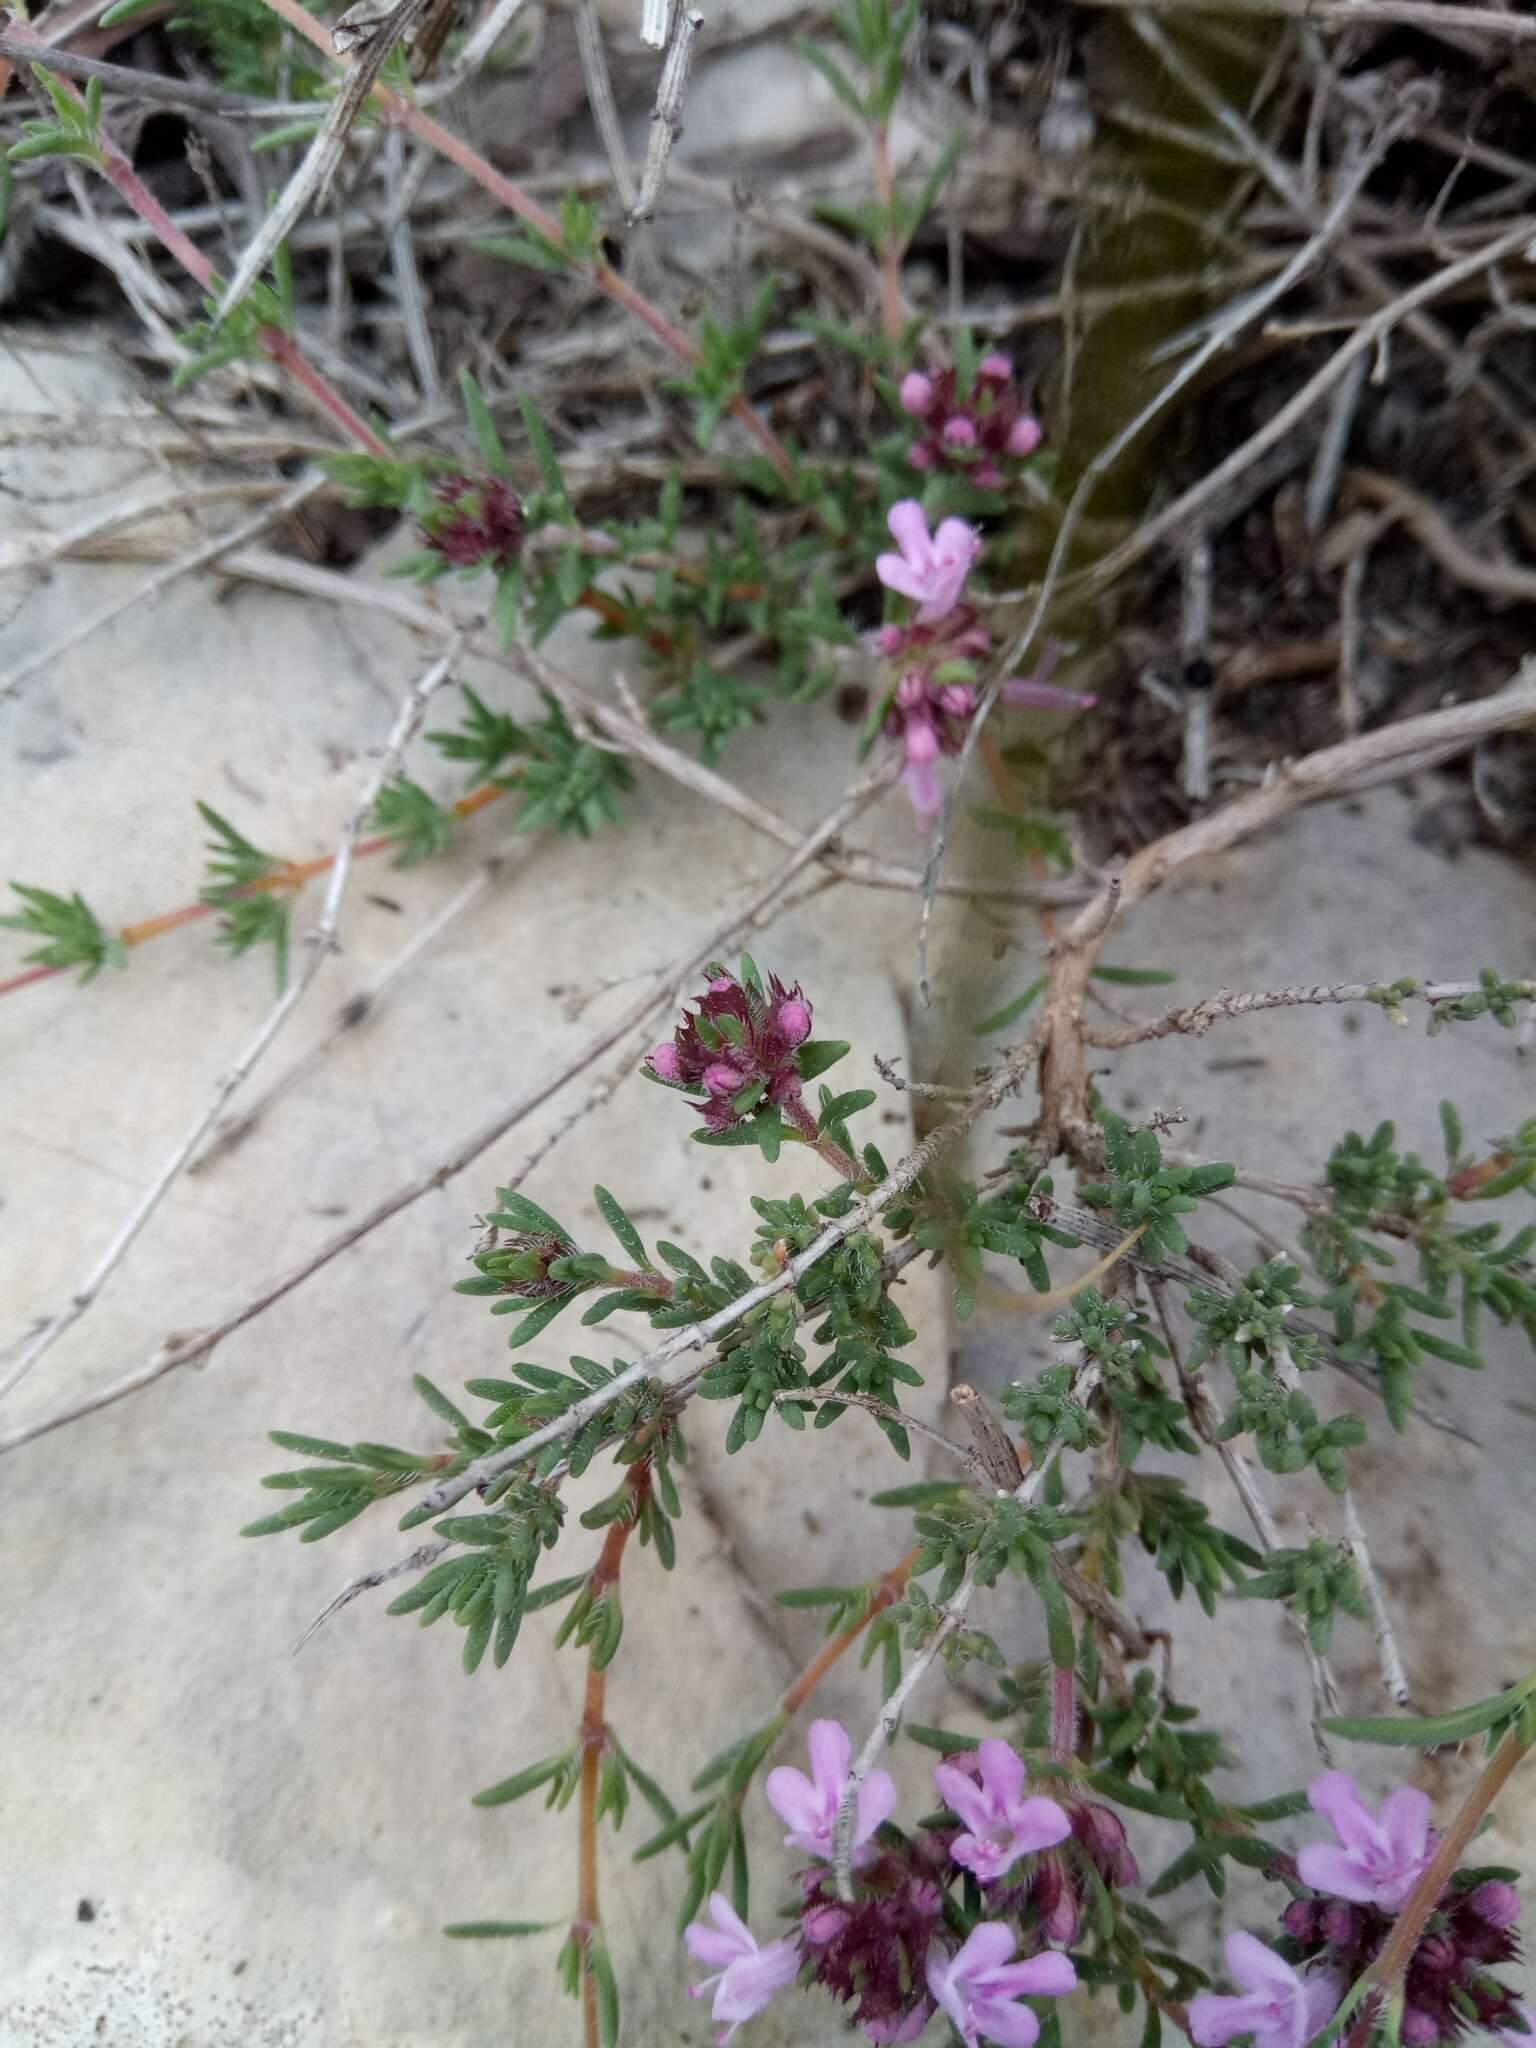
[3, 4, 1534, 2046]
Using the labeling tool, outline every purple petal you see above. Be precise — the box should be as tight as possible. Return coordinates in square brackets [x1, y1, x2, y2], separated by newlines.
[686, 1925, 746, 1968]
[974, 2002, 1043, 2048]
[1307, 1772, 1376, 1854]
[704, 1892, 754, 1950]
[764, 1764, 824, 1844]
[855, 1766, 899, 1846]
[875, 552, 930, 602]
[1190, 1993, 1275, 2047]
[1008, 1796, 1073, 1855]
[1300, 1970, 1344, 2042]
[976, 1738, 1026, 1811]
[1226, 1933, 1301, 1999]
[805, 1719, 852, 1804]
[933, 1761, 996, 1835]
[713, 1937, 801, 2022]
[932, 516, 979, 564]
[1002, 1952, 1077, 1998]
[864, 2003, 935, 2042]
[902, 755, 944, 824]
[1378, 1785, 1431, 1868]
[1296, 1844, 1378, 1906]
[886, 499, 933, 560]
[951, 1921, 1019, 1976]
[1001, 679, 1096, 713]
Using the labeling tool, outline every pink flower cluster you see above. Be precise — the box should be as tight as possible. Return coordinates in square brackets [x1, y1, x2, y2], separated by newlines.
[899, 355, 1043, 489]
[685, 1724, 1083, 2046]
[420, 471, 524, 573]
[646, 965, 813, 1133]
[873, 500, 1095, 823]
[1193, 1772, 1527, 2048]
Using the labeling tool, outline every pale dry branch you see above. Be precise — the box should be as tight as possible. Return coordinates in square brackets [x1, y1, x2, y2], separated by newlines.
[1083, 976, 1535, 1049]
[630, 5, 704, 224]
[291, 1538, 450, 1653]
[0, 629, 469, 1406]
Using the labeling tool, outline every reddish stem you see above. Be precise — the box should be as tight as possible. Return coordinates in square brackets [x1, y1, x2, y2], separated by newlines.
[260, 328, 391, 457]
[5, 23, 391, 460]
[779, 1550, 917, 1718]
[1051, 1664, 1077, 1759]
[871, 123, 904, 345]
[574, 1458, 651, 2048]
[783, 1098, 864, 1186]
[2, 783, 509, 1000]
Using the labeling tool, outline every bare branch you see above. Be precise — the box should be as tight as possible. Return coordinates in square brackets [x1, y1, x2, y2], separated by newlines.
[1084, 976, 1535, 1049]
[292, 1539, 449, 1654]
[630, 5, 704, 224]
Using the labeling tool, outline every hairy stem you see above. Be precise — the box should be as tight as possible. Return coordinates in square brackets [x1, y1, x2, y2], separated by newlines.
[783, 1098, 865, 1185]
[1367, 1723, 1531, 2000]
[779, 1550, 918, 1717]
[575, 1457, 651, 2048]
[871, 122, 904, 344]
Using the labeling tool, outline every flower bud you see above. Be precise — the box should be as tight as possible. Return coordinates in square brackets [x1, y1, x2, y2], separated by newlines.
[1402, 2011, 1440, 2045]
[703, 1061, 742, 1096]
[941, 416, 978, 448]
[1471, 1882, 1522, 1929]
[896, 669, 929, 708]
[1321, 1902, 1366, 1946]
[1283, 1899, 1323, 1942]
[939, 684, 976, 717]
[1006, 416, 1043, 457]
[802, 1902, 849, 1944]
[907, 442, 935, 470]
[973, 461, 1002, 490]
[1033, 1857, 1080, 1944]
[776, 999, 812, 1046]
[978, 353, 1013, 382]
[649, 1041, 682, 1082]
[876, 623, 905, 656]
[899, 371, 935, 416]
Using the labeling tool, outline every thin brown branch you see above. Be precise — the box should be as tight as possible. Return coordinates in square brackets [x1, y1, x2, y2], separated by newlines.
[630, 4, 703, 224]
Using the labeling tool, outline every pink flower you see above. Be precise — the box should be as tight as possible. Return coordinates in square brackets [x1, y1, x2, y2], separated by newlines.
[926, 1922, 1077, 2047]
[899, 371, 935, 415]
[685, 1892, 801, 2043]
[1470, 1882, 1521, 1929]
[1297, 1771, 1434, 1912]
[649, 1040, 682, 1082]
[942, 416, 978, 448]
[765, 1719, 897, 1863]
[1002, 674, 1096, 713]
[875, 501, 980, 624]
[902, 751, 944, 824]
[978, 353, 1014, 381]
[931, 1738, 1071, 1884]
[864, 2007, 935, 2042]
[1006, 417, 1043, 457]
[775, 998, 812, 1045]
[1189, 1933, 1342, 2048]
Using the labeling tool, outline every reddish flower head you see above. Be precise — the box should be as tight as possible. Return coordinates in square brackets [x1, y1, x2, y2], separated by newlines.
[645, 965, 812, 1131]
[797, 1836, 949, 2042]
[898, 356, 1044, 489]
[421, 472, 525, 573]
